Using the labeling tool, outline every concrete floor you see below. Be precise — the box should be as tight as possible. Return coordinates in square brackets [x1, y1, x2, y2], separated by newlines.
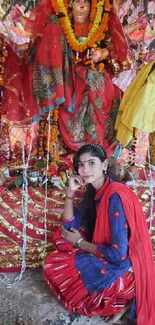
[0, 270, 129, 325]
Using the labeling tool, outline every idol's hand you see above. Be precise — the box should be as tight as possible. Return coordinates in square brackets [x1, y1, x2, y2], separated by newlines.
[61, 226, 82, 246]
[91, 48, 102, 62]
[91, 48, 109, 62]
[67, 174, 84, 192]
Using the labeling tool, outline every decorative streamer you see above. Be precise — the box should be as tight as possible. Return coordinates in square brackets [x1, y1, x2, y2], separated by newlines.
[147, 142, 154, 231]
[0, 125, 35, 287]
[43, 111, 51, 256]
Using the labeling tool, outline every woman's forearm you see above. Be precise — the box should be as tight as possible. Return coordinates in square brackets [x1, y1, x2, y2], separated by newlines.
[63, 188, 76, 221]
[80, 240, 97, 256]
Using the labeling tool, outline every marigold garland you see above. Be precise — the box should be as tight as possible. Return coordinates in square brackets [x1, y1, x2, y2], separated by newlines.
[0, 37, 8, 123]
[89, 0, 98, 29]
[0, 37, 8, 86]
[37, 108, 59, 169]
[52, 0, 111, 52]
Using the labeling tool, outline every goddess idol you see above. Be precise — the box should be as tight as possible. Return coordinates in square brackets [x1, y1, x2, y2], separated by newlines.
[23, 0, 132, 153]
[0, 0, 132, 167]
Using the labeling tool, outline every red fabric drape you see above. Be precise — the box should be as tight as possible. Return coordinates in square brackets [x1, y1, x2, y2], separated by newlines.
[93, 182, 155, 325]
[59, 68, 115, 151]
[107, 7, 133, 75]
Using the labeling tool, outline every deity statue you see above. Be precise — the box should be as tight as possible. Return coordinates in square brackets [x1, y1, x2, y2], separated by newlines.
[58, 0, 115, 151]
[1, 0, 132, 168]
[24, 0, 132, 161]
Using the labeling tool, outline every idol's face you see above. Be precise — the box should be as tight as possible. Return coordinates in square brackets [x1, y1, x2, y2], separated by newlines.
[73, 0, 91, 22]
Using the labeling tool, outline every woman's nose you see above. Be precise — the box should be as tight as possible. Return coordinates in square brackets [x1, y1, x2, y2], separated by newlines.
[83, 165, 89, 173]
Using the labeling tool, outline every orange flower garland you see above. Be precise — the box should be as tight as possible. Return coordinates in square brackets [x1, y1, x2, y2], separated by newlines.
[89, 0, 98, 29]
[0, 37, 8, 121]
[52, 0, 111, 52]
[37, 108, 59, 170]
[88, 0, 111, 45]
[0, 37, 8, 86]
[46, 108, 59, 168]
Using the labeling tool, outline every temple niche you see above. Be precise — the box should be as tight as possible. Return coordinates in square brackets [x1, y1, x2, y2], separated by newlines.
[0, 0, 154, 274]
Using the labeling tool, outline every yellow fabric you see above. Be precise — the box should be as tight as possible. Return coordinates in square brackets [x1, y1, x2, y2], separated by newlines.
[115, 61, 155, 147]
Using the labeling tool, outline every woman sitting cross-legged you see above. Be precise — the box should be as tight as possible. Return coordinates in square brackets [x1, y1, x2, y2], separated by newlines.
[44, 144, 155, 325]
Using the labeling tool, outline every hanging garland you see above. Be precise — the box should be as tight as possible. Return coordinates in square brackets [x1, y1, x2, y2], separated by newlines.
[0, 37, 8, 86]
[0, 37, 8, 120]
[37, 108, 59, 170]
[52, 0, 111, 52]
[45, 108, 59, 168]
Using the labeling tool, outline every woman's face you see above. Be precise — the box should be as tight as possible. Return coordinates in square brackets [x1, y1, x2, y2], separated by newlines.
[73, 0, 91, 22]
[77, 152, 106, 185]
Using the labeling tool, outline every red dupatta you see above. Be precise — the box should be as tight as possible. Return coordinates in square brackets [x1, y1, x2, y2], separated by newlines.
[93, 181, 155, 325]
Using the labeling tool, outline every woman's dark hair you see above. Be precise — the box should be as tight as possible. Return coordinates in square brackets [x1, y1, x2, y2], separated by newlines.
[73, 144, 107, 241]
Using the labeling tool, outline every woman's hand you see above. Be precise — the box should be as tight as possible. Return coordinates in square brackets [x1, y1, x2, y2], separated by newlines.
[61, 225, 82, 246]
[67, 175, 84, 193]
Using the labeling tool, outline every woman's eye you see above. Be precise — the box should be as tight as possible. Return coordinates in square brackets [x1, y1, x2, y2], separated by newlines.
[78, 162, 83, 167]
[89, 161, 94, 166]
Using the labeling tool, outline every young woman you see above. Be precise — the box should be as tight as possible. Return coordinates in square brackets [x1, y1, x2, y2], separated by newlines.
[44, 144, 155, 324]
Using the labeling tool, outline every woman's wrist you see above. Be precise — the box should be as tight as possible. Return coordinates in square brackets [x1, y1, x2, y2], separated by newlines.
[66, 194, 74, 200]
[66, 188, 75, 199]
[76, 237, 84, 249]
[79, 240, 97, 255]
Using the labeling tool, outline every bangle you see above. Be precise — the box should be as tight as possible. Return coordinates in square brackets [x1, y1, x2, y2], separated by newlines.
[66, 194, 74, 200]
[76, 237, 84, 249]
